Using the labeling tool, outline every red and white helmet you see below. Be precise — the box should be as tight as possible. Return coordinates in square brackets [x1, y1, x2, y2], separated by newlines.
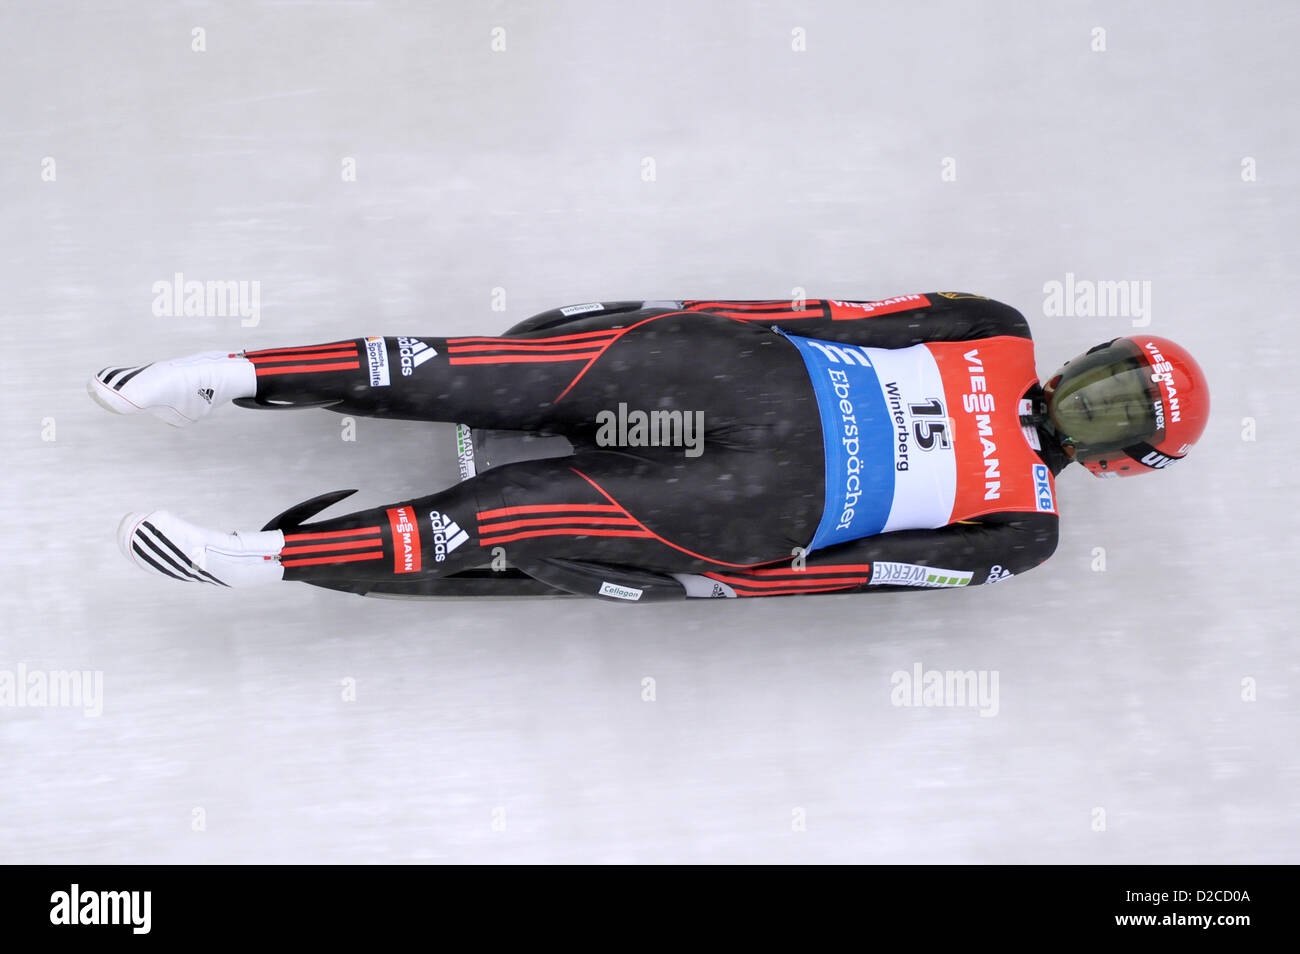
[1043, 335, 1210, 477]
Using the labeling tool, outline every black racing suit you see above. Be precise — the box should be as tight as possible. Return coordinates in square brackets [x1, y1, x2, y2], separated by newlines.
[244, 295, 1066, 599]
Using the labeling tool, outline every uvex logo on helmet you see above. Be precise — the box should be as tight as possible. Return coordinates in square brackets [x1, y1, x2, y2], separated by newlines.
[1086, 335, 1209, 478]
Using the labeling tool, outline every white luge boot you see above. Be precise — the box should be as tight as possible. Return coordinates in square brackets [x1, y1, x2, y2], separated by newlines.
[88, 351, 256, 427]
[118, 511, 285, 587]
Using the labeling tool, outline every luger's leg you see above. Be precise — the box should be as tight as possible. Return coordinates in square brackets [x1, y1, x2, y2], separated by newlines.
[118, 445, 818, 590]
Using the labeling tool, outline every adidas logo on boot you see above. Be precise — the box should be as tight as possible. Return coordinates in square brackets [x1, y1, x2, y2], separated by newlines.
[88, 352, 256, 427]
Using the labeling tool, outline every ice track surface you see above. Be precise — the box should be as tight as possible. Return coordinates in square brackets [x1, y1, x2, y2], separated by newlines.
[2, 1, 1297, 863]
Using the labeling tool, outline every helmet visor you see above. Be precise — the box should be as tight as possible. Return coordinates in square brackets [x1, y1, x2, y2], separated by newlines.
[1049, 339, 1163, 456]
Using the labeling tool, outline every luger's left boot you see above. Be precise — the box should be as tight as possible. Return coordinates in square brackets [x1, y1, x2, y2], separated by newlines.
[117, 510, 284, 587]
